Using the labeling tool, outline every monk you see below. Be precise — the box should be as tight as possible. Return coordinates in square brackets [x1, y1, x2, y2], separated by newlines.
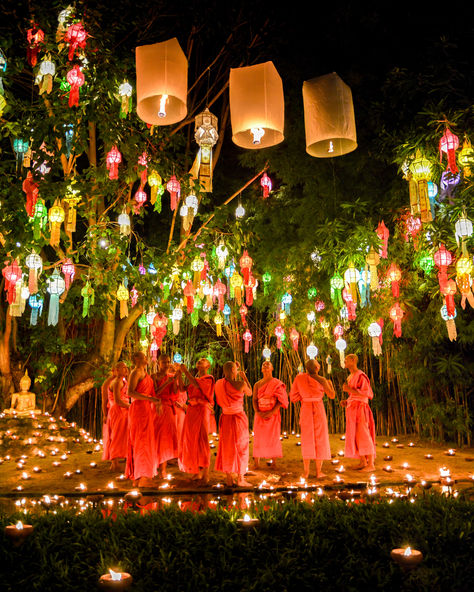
[125, 351, 157, 488]
[179, 359, 215, 484]
[252, 361, 288, 469]
[172, 363, 188, 458]
[341, 353, 376, 472]
[101, 366, 117, 461]
[102, 361, 129, 471]
[289, 359, 335, 479]
[152, 354, 179, 478]
[215, 361, 252, 487]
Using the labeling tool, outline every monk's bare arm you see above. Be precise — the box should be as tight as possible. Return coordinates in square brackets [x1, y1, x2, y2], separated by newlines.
[101, 375, 113, 418]
[252, 382, 260, 414]
[113, 378, 129, 409]
[127, 369, 152, 401]
[153, 376, 174, 395]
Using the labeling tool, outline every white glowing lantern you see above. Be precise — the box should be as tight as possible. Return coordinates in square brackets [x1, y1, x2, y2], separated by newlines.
[216, 243, 229, 269]
[368, 322, 382, 356]
[335, 337, 347, 367]
[185, 194, 198, 214]
[455, 214, 472, 255]
[172, 306, 183, 335]
[306, 311, 316, 323]
[306, 343, 318, 360]
[262, 345, 271, 360]
[117, 209, 131, 236]
[235, 204, 245, 219]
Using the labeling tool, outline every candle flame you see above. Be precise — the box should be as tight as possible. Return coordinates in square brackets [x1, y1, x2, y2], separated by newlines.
[251, 127, 265, 145]
[328, 140, 334, 153]
[158, 94, 168, 118]
[243, 513, 251, 522]
[109, 569, 122, 581]
[403, 547, 412, 557]
[15, 521, 24, 530]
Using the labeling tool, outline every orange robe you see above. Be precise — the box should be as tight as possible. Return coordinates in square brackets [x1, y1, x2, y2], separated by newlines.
[344, 370, 376, 458]
[153, 375, 178, 466]
[175, 389, 187, 460]
[253, 378, 288, 458]
[102, 378, 129, 460]
[101, 386, 115, 460]
[179, 375, 215, 474]
[214, 378, 249, 474]
[289, 373, 331, 460]
[125, 374, 156, 480]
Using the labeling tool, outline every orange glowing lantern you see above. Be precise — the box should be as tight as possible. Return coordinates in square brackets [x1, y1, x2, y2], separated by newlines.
[456, 256, 474, 309]
[48, 199, 65, 246]
[386, 263, 402, 298]
[240, 250, 253, 286]
[239, 303, 248, 327]
[230, 272, 244, 304]
[116, 283, 129, 319]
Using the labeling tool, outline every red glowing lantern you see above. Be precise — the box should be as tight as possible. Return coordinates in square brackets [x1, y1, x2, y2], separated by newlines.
[245, 274, 257, 307]
[166, 175, 181, 211]
[26, 24, 44, 67]
[65, 22, 87, 61]
[441, 279, 457, 317]
[386, 263, 402, 298]
[439, 128, 459, 174]
[434, 244, 452, 291]
[183, 280, 195, 314]
[239, 250, 253, 285]
[239, 303, 248, 327]
[405, 215, 422, 243]
[2, 260, 22, 304]
[274, 325, 284, 349]
[213, 279, 226, 311]
[106, 146, 122, 180]
[289, 328, 299, 351]
[376, 221, 389, 258]
[22, 172, 39, 217]
[389, 303, 404, 338]
[260, 172, 272, 198]
[243, 329, 252, 353]
[61, 258, 75, 291]
[66, 65, 84, 107]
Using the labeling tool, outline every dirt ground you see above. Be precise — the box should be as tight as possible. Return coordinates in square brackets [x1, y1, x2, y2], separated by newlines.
[1, 413, 473, 495]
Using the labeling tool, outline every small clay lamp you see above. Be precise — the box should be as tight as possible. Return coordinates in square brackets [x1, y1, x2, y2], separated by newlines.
[124, 490, 142, 509]
[99, 569, 133, 590]
[424, 454, 433, 460]
[383, 465, 393, 473]
[383, 455, 393, 461]
[236, 513, 260, 528]
[445, 449, 456, 456]
[390, 547, 423, 571]
[5, 521, 34, 546]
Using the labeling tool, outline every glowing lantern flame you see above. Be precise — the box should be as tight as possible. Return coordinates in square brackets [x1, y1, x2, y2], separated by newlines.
[109, 569, 122, 581]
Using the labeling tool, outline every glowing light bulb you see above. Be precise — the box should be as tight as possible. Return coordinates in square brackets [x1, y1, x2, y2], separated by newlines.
[158, 94, 168, 118]
[251, 127, 265, 145]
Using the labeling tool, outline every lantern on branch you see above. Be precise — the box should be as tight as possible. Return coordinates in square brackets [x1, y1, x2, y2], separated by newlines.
[389, 303, 404, 338]
[315, 300, 325, 312]
[289, 328, 299, 351]
[2, 260, 22, 304]
[214, 312, 223, 336]
[172, 306, 183, 335]
[439, 128, 459, 174]
[63, 182, 80, 233]
[166, 175, 180, 211]
[194, 107, 218, 192]
[302, 72, 357, 157]
[136, 38, 188, 125]
[32, 198, 47, 239]
[235, 203, 245, 219]
[153, 314, 167, 347]
[455, 213, 472, 255]
[137, 313, 149, 340]
[25, 251, 42, 294]
[106, 146, 121, 180]
[368, 322, 382, 357]
[239, 303, 248, 327]
[116, 283, 129, 318]
[456, 256, 474, 309]
[230, 272, 243, 304]
[262, 272, 271, 296]
[191, 256, 204, 289]
[133, 188, 147, 214]
[281, 292, 292, 316]
[213, 279, 226, 311]
[118, 81, 132, 118]
[61, 258, 75, 291]
[458, 137, 474, 176]
[418, 251, 435, 275]
[262, 345, 272, 360]
[118, 208, 131, 236]
[342, 288, 356, 320]
[386, 263, 402, 298]
[223, 303, 231, 326]
[230, 61, 284, 149]
[65, 22, 87, 61]
[130, 286, 138, 307]
[13, 138, 29, 169]
[148, 171, 164, 211]
[243, 329, 252, 353]
[330, 272, 344, 308]
[441, 279, 457, 318]
[26, 23, 44, 67]
[81, 280, 94, 317]
[335, 338, 347, 368]
[37, 55, 55, 94]
[245, 274, 257, 307]
[367, 246, 381, 289]
[274, 325, 285, 349]
[22, 171, 39, 217]
[28, 294, 43, 326]
[440, 304, 457, 342]
[260, 172, 272, 198]
[46, 269, 65, 326]
[66, 65, 84, 107]
[405, 215, 422, 244]
[183, 280, 195, 314]
[48, 200, 65, 246]
[408, 150, 432, 223]
[344, 264, 359, 302]
[376, 221, 389, 258]
[0, 48, 6, 94]
[215, 243, 228, 270]
[434, 244, 452, 291]
[306, 342, 318, 360]
[239, 250, 253, 285]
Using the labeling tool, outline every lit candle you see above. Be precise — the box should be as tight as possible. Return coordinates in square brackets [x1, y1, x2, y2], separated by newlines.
[390, 547, 423, 571]
[445, 449, 456, 456]
[424, 454, 433, 460]
[383, 465, 393, 473]
[383, 455, 393, 461]
[236, 513, 260, 528]
[98, 569, 133, 590]
[5, 521, 34, 546]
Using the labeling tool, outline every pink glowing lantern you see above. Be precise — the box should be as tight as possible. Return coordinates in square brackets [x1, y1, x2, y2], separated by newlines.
[389, 302, 404, 337]
[289, 328, 299, 351]
[2, 260, 22, 304]
[245, 274, 257, 307]
[133, 188, 147, 213]
[166, 175, 181, 211]
[243, 329, 252, 353]
[439, 127, 459, 174]
[65, 22, 87, 61]
[213, 279, 226, 311]
[106, 146, 122, 180]
[274, 325, 284, 349]
[260, 172, 272, 198]
[61, 258, 75, 291]
[342, 288, 356, 320]
[66, 65, 84, 107]
[433, 244, 452, 291]
[376, 221, 389, 258]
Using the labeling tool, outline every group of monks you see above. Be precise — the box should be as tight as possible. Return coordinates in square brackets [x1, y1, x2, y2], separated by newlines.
[101, 351, 376, 488]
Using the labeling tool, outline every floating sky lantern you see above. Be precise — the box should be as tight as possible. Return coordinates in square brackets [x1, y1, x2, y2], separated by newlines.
[302, 72, 357, 157]
[136, 38, 188, 125]
[230, 61, 284, 149]
[106, 146, 121, 180]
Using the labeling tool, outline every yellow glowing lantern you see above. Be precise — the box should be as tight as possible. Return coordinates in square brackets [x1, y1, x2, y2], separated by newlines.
[409, 150, 432, 223]
[48, 199, 65, 246]
[229, 61, 284, 149]
[366, 248, 380, 291]
[116, 283, 129, 319]
[135, 38, 188, 125]
[214, 312, 223, 337]
[64, 182, 81, 232]
[191, 256, 205, 289]
[230, 272, 244, 305]
[302, 72, 357, 157]
[458, 137, 474, 176]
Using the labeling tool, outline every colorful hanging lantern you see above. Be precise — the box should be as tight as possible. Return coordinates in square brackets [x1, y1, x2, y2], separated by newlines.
[376, 221, 389, 259]
[61, 258, 75, 291]
[13, 138, 29, 169]
[223, 303, 231, 326]
[245, 274, 257, 307]
[418, 251, 435, 275]
[239, 303, 248, 327]
[458, 137, 474, 176]
[365, 248, 379, 291]
[136, 38, 188, 125]
[63, 124, 74, 158]
[64, 182, 80, 232]
[2, 260, 22, 304]
[22, 171, 39, 217]
[230, 272, 243, 304]
[405, 215, 422, 243]
[441, 279, 457, 317]
[307, 287, 317, 300]
[66, 65, 85, 107]
[106, 146, 121, 180]
[26, 23, 44, 67]
[118, 208, 131, 236]
[133, 188, 147, 214]
[230, 61, 284, 149]
[302, 72, 357, 157]
[166, 175, 180, 211]
[235, 203, 245, 219]
[368, 322, 382, 356]
[358, 268, 370, 307]
[389, 303, 404, 338]
[191, 256, 204, 289]
[262, 272, 272, 296]
[0, 48, 6, 95]
[172, 306, 183, 335]
[118, 81, 132, 118]
[116, 283, 129, 318]
[242, 329, 252, 353]
[262, 345, 272, 360]
[81, 280, 94, 317]
[456, 256, 474, 309]
[344, 264, 359, 302]
[260, 172, 272, 198]
[215, 243, 229, 270]
[330, 272, 344, 308]
[386, 263, 402, 298]
[342, 288, 356, 320]
[213, 311, 223, 336]
[194, 107, 219, 192]
[130, 286, 139, 307]
[306, 343, 318, 360]
[455, 213, 472, 255]
[239, 250, 253, 285]
[48, 199, 65, 246]
[32, 198, 47, 240]
[37, 55, 55, 94]
[434, 244, 452, 291]
[326, 355, 332, 374]
[183, 280, 195, 314]
[335, 338, 347, 368]
[46, 269, 65, 326]
[148, 171, 164, 211]
[213, 279, 226, 311]
[281, 292, 292, 315]
[274, 325, 284, 349]
[440, 304, 457, 342]
[408, 150, 432, 223]
[314, 300, 325, 312]
[289, 328, 300, 351]
[65, 22, 87, 61]
[28, 294, 43, 326]
[25, 251, 42, 294]
[137, 313, 148, 340]
[439, 128, 459, 174]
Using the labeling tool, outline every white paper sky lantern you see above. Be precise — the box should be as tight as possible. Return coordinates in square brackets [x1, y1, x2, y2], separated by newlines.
[136, 38, 187, 125]
[303, 72, 357, 158]
[229, 61, 284, 149]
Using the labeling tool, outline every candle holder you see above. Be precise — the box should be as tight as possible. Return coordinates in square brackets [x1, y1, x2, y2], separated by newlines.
[390, 547, 423, 571]
[236, 514, 260, 528]
[424, 454, 433, 460]
[445, 449, 456, 456]
[382, 442, 390, 448]
[124, 490, 142, 509]
[99, 570, 133, 590]
[5, 522, 34, 547]
[383, 455, 393, 461]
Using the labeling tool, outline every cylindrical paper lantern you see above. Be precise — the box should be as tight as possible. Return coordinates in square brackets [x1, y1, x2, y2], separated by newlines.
[136, 38, 187, 125]
[302, 72, 357, 157]
[229, 61, 284, 149]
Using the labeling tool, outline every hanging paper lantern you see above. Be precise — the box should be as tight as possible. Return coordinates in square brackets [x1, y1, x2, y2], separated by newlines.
[307, 287, 317, 300]
[66, 65, 84, 107]
[2, 260, 22, 304]
[28, 294, 43, 326]
[434, 244, 452, 291]
[210, 310, 223, 337]
[13, 138, 29, 169]
[325, 355, 332, 374]
[183, 280, 195, 314]
[190, 256, 204, 289]
[63, 182, 80, 232]
[116, 283, 129, 318]
[358, 268, 370, 307]
[22, 172, 39, 217]
[330, 272, 344, 308]
[25, 251, 42, 294]
[194, 108, 219, 192]
[81, 280, 94, 318]
[289, 328, 300, 351]
[37, 55, 55, 94]
[239, 303, 248, 327]
[335, 338, 347, 368]
[342, 288, 357, 320]
[365, 248, 379, 291]
[63, 123, 74, 158]
[314, 300, 325, 312]
[306, 342, 318, 360]
[440, 304, 457, 341]
[245, 274, 257, 307]
[274, 325, 285, 349]
[306, 311, 316, 326]
[439, 170, 461, 202]
[149, 341, 159, 361]
[262, 272, 271, 296]
[455, 214, 472, 255]
[216, 243, 229, 270]
[386, 263, 402, 298]
[441, 279, 457, 317]
[230, 272, 244, 304]
[344, 264, 359, 302]
[148, 170, 164, 211]
[239, 250, 253, 285]
[229, 61, 284, 149]
[405, 215, 422, 243]
[118, 81, 133, 118]
[130, 286, 139, 307]
[418, 251, 435, 275]
[456, 256, 474, 309]
[333, 324, 344, 339]
[213, 279, 226, 311]
[235, 203, 245, 219]
[262, 345, 271, 360]
[48, 200, 65, 246]
[186, 194, 198, 216]
[458, 137, 474, 176]
[166, 175, 180, 211]
[0, 48, 6, 95]
[61, 258, 75, 291]
[172, 306, 183, 335]
[242, 329, 252, 353]
[118, 208, 131, 236]
[260, 172, 272, 198]
[439, 128, 459, 174]
[46, 269, 65, 326]
[302, 72, 357, 157]
[137, 313, 149, 340]
[223, 303, 231, 326]
[310, 249, 322, 268]
[281, 292, 292, 315]
[136, 38, 188, 125]
[26, 23, 44, 67]
[32, 198, 47, 240]
[65, 22, 87, 61]
[106, 146, 121, 180]
[133, 188, 147, 214]
[376, 221, 389, 258]
[389, 303, 404, 338]
[153, 314, 168, 347]
[368, 322, 382, 356]
[409, 150, 432, 223]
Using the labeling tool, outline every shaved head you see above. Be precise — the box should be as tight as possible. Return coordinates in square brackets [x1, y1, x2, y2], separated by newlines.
[345, 353, 358, 364]
[305, 359, 319, 373]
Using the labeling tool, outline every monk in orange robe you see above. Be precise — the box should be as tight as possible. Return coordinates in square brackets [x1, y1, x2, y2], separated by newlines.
[289, 359, 335, 479]
[152, 354, 179, 479]
[215, 361, 252, 487]
[341, 354, 376, 472]
[179, 359, 215, 484]
[101, 366, 117, 461]
[102, 361, 129, 471]
[252, 361, 288, 468]
[125, 351, 157, 487]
